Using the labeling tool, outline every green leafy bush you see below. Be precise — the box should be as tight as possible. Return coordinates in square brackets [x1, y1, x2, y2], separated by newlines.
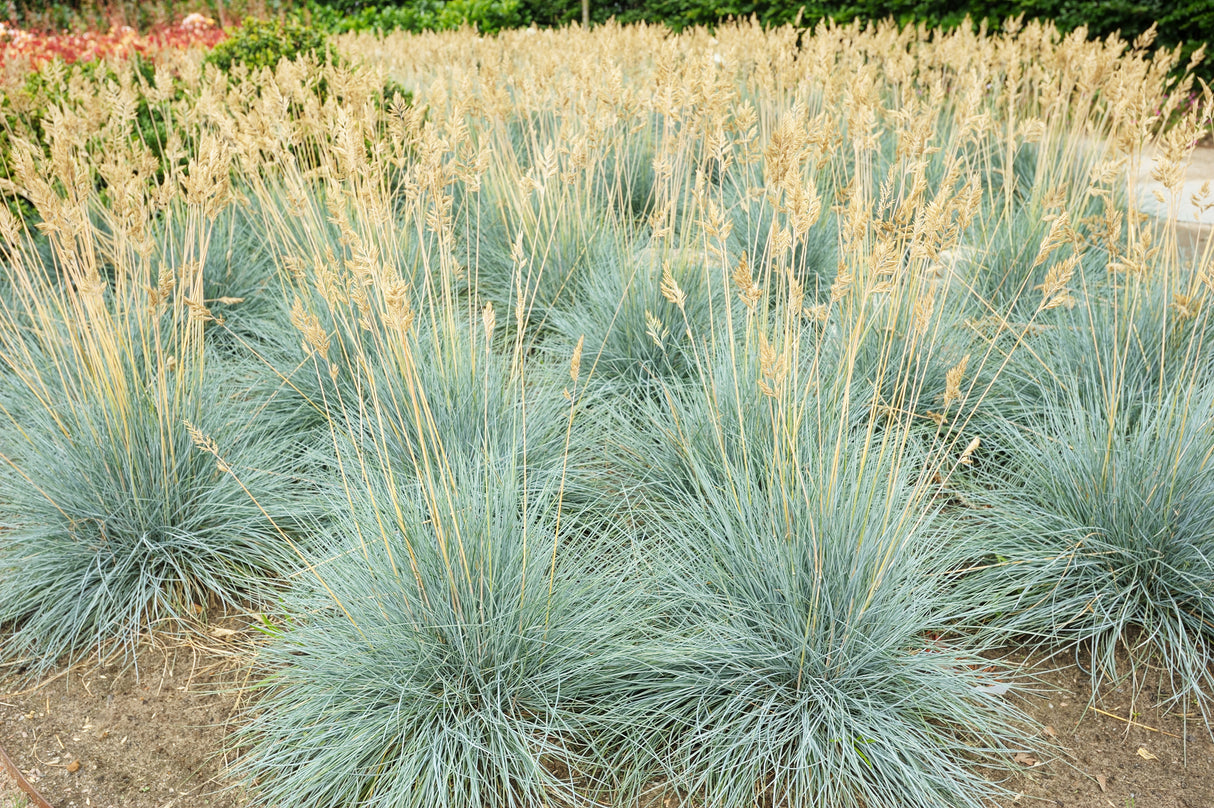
[205, 16, 335, 72]
[302, 0, 523, 34]
[0, 54, 192, 224]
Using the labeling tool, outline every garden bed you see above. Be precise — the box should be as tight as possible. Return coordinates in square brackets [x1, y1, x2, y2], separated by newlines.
[2, 643, 1211, 808]
[1, 18, 1212, 808]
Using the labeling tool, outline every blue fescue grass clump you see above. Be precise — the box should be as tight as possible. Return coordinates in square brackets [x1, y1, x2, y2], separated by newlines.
[199, 205, 292, 352]
[0, 197, 316, 676]
[234, 159, 656, 803]
[945, 235, 1214, 726]
[236, 450, 655, 808]
[1005, 279, 1214, 423]
[543, 242, 723, 394]
[610, 345, 1037, 808]
[470, 190, 626, 340]
[954, 383, 1214, 723]
[338, 318, 575, 476]
[0, 350, 313, 676]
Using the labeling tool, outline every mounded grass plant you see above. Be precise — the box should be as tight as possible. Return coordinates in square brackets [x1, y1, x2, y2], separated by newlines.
[955, 381, 1214, 725]
[234, 136, 655, 801]
[0, 216, 314, 676]
[234, 301, 654, 805]
[610, 341, 1037, 808]
[994, 275, 1214, 424]
[237, 457, 655, 808]
[470, 190, 625, 341]
[942, 100, 1214, 731]
[0, 353, 312, 674]
[543, 240, 725, 395]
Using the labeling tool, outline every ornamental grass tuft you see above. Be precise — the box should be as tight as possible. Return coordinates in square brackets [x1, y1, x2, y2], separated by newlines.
[957, 383, 1214, 726]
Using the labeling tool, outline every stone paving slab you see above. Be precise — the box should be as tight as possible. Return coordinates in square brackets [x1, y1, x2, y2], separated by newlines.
[1133, 143, 1214, 256]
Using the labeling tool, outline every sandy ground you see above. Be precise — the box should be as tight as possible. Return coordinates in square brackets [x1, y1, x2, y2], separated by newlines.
[1003, 649, 1214, 808]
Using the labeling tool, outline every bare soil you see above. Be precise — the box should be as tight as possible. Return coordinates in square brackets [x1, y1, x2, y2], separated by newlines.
[1002, 649, 1214, 808]
[1, 641, 1210, 808]
[0, 636, 252, 808]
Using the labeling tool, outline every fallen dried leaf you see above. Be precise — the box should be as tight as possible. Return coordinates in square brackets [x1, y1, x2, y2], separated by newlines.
[1136, 747, 1157, 761]
[1095, 774, 1107, 792]
[975, 681, 1013, 696]
[1013, 752, 1038, 766]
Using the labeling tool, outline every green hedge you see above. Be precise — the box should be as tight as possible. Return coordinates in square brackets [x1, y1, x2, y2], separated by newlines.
[11, 0, 1210, 80]
[302, 0, 523, 34]
[305, 0, 1211, 80]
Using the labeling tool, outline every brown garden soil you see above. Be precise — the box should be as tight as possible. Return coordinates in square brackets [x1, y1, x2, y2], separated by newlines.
[0, 628, 255, 808]
[1002, 648, 1214, 808]
[2, 636, 1211, 808]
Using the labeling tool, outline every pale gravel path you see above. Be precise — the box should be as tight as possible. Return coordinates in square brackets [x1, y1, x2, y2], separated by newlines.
[1130, 143, 1214, 259]
[0, 771, 28, 808]
[1135, 144, 1214, 224]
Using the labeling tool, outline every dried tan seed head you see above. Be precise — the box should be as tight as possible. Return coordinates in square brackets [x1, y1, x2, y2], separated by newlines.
[959, 436, 980, 466]
[803, 302, 830, 322]
[290, 297, 331, 358]
[830, 270, 853, 303]
[184, 296, 217, 323]
[1032, 212, 1073, 268]
[383, 279, 415, 333]
[482, 302, 496, 341]
[570, 335, 584, 383]
[1037, 254, 1080, 311]
[732, 253, 761, 309]
[186, 421, 230, 473]
[944, 354, 970, 409]
[1172, 293, 1200, 320]
[660, 262, 686, 310]
[645, 309, 669, 347]
[913, 290, 936, 336]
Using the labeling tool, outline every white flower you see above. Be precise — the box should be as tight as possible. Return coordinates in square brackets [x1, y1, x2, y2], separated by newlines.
[181, 13, 216, 29]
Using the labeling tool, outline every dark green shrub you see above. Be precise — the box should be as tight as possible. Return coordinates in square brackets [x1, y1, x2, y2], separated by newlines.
[205, 16, 335, 72]
[0, 54, 193, 225]
[301, 0, 523, 34]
